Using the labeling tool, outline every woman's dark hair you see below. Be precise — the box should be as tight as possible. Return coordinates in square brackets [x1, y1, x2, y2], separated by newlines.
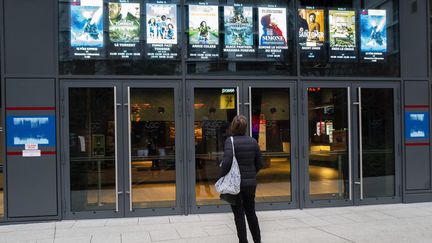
[230, 115, 247, 135]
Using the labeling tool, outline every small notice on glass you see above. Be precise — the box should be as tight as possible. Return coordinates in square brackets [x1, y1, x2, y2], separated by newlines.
[22, 150, 41, 157]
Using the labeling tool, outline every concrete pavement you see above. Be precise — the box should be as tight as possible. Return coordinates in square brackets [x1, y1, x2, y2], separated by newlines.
[1, 202, 432, 242]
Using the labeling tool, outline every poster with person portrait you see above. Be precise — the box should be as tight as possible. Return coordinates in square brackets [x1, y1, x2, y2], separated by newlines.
[188, 5, 219, 59]
[298, 8, 325, 61]
[360, 9, 387, 63]
[258, 7, 288, 58]
[70, 0, 104, 59]
[223, 5, 254, 58]
[108, 1, 142, 59]
[329, 9, 357, 61]
[145, 3, 179, 59]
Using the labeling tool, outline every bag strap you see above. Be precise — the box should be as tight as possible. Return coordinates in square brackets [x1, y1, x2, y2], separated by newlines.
[230, 136, 236, 158]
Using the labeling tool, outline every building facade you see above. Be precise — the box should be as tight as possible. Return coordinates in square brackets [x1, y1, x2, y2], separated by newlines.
[0, 0, 431, 223]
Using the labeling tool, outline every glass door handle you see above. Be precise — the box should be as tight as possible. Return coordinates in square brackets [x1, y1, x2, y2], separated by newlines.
[248, 87, 252, 137]
[117, 191, 124, 195]
[357, 87, 364, 200]
[354, 182, 361, 185]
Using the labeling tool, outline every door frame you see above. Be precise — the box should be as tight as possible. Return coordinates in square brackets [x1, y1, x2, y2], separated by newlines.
[187, 80, 299, 214]
[121, 80, 185, 217]
[187, 80, 243, 214]
[300, 81, 402, 208]
[301, 82, 354, 208]
[61, 80, 124, 219]
[351, 82, 402, 206]
[242, 80, 299, 210]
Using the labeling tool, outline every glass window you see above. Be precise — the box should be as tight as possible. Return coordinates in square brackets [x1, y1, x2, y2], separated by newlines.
[186, 0, 297, 75]
[59, 0, 182, 75]
[298, 0, 400, 77]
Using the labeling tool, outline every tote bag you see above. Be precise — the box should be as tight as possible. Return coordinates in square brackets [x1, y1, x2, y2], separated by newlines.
[215, 136, 241, 195]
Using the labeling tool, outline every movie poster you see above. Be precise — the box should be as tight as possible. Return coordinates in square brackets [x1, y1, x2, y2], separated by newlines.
[298, 8, 325, 60]
[146, 3, 178, 59]
[223, 5, 254, 58]
[188, 5, 219, 59]
[258, 7, 288, 58]
[108, 1, 142, 59]
[360, 9, 387, 63]
[329, 9, 357, 61]
[71, 0, 104, 59]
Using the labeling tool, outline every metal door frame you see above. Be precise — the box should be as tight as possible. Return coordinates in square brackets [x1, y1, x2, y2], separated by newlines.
[61, 80, 124, 219]
[187, 80, 243, 214]
[121, 80, 184, 217]
[242, 80, 299, 210]
[301, 82, 354, 208]
[187, 80, 299, 214]
[351, 82, 402, 205]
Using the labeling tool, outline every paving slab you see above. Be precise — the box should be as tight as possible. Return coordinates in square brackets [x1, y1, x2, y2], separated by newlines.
[0, 202, 431, 242]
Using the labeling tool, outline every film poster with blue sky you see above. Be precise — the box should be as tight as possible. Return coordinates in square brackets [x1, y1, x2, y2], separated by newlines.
[108, 0, 142, 59]
[71, 0, 104, 59]
[223, 5, 254, 59]
[360, 9, 387, 63]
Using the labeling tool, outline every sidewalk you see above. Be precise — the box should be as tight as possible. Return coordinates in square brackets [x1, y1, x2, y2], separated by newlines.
[1, 202, 432, 243]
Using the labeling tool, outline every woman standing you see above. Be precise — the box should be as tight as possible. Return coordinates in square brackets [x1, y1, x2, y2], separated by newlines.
[220, 115, 263, 243]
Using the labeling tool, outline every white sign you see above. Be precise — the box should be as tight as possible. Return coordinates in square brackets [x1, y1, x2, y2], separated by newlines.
[25, 143, 38, 150]
[22, 150, 41, 157]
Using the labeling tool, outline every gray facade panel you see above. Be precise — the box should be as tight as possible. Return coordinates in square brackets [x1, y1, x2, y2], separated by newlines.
[7, 156, 57, 217]
[400, 0, 428, 78]
[404, 81, 429, 105]
[405, 146, 431, 190]
[4, 0, 55, 76]
[6, 79, 55, 107]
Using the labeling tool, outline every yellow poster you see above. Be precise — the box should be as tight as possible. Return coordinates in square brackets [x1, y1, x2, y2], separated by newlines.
[220, 94, 235, 109]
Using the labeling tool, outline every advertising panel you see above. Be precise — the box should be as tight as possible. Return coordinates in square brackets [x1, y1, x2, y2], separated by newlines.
[108, 1, 142, 59]
[223, 5, 254, 58]
[258, 7, 288, 58]
[146, 3, 179, 59]
[360, 9, 387, 62]
[329, 9, 357, 61]
[188, 5, 219, 59]
[298, 8, 325, 60]
[71, 0, 104, 59]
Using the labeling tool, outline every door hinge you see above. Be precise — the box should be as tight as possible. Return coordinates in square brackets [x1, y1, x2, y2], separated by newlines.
[303, 189, 306, 202]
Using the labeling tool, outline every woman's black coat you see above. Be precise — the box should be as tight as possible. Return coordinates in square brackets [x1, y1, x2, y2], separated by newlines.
[219, 135, 264, 187]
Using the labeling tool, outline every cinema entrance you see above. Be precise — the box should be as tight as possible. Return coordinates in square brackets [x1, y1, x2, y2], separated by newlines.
[61, 80, 184, 218]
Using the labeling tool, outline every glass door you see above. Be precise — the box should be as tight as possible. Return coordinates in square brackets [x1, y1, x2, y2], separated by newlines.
[302, 82, 401, 207]
[352, 84, 401, 205]
[63, 82, 124, 218]
[123, 82, 183, 216]
[302, 84, 353, 207]
[188, 81, 241, 211]
[244, 82, 297, 209]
